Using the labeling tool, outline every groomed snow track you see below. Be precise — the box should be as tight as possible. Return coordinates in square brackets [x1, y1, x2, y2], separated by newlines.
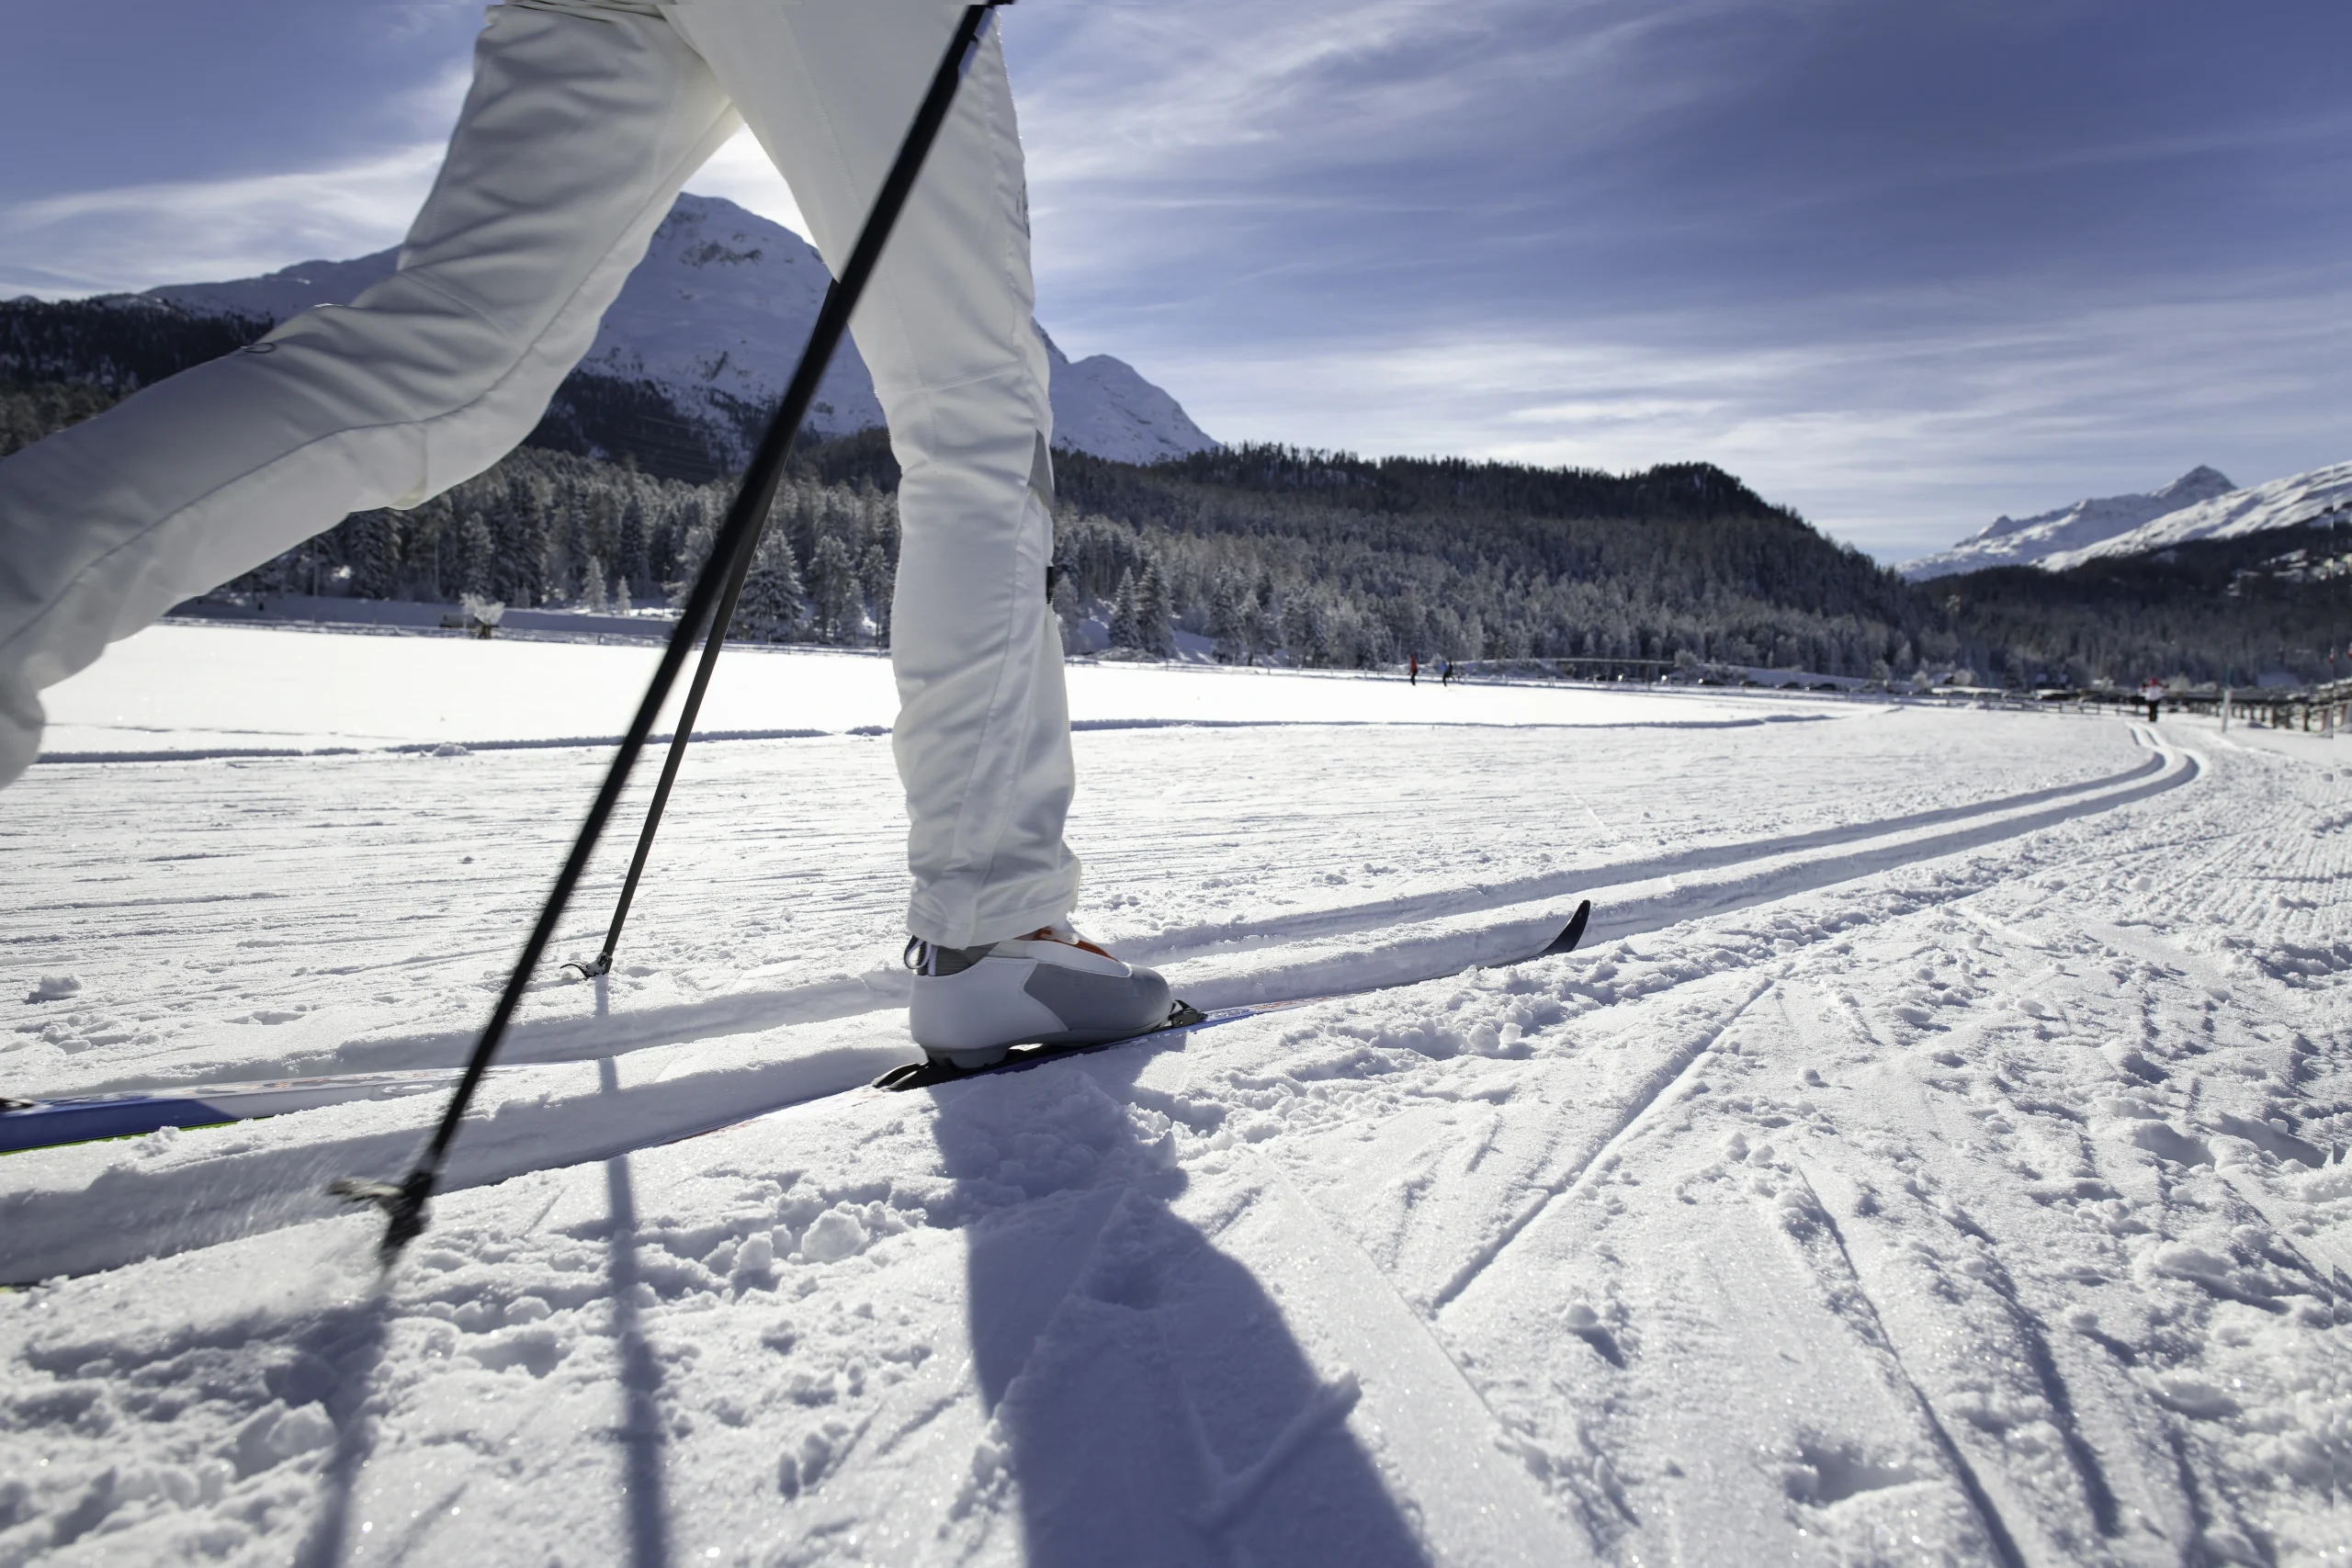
[3, 731, 2201, 1283]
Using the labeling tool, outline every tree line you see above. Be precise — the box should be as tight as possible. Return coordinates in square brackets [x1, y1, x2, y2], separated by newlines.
[24, 289, 2335, 684]
[1934, 527, 2352, 686]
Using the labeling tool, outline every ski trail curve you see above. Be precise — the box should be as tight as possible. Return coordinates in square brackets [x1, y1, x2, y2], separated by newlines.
[0, 742, 2203, 1281]
[52, 747, 2181, 1098]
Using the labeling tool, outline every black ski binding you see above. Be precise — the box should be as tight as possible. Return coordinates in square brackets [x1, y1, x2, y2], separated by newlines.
[875, 999, 1207, 1092]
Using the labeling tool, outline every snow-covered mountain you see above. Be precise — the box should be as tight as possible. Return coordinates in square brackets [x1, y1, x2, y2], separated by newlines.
[1897, 465, 2237, 580]
[2040, 457, 2352, 570]
[1900, 459, 2352, 580]
[149, 192, 1216, 468]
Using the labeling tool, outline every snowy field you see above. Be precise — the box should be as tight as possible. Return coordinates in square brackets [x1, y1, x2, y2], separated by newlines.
[2, 623, 2347, 1566]
[31, 622, 1826, 760]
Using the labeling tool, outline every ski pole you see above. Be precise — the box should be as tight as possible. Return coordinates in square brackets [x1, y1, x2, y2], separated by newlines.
[561, 425, 769, 982]
[334, 1, 1012, 1265]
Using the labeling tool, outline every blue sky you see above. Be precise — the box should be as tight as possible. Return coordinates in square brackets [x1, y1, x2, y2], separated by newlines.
[4, 0, 2347, 560]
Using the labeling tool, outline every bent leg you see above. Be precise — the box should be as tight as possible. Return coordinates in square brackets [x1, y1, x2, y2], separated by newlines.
[666, 1, 1074, 947]
[0, 5, 737, 784]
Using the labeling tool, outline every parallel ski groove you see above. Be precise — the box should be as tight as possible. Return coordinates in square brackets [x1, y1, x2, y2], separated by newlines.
[3, 742, 2195, 1160]
[1791, 1169, 2034, 1568]
[1430, 972, 1781, 1313]
[12, 746, 2188, 1110]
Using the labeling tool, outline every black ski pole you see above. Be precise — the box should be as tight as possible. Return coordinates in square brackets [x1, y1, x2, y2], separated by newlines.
[561, 415, 771, 983]
[334, 1, 1010, 1265]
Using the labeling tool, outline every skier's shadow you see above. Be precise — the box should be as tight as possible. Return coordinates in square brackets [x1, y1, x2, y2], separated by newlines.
[925, 1041, 1430, 1567]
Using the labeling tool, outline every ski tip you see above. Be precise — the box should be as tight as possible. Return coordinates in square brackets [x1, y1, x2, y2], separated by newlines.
[1544, 898, 1593, 956]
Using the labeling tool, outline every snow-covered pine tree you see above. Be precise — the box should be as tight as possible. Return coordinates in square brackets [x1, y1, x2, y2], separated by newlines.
[648, 502, 681, 588]
[1209, 575, 1246, 663]
[1280, 591, 1326, 666]
[1239, 588, 1268, 665]
[808, 535, 858, 643]
[858, 543, 894, 646]
[1136, 560, 1177, 657]
[461, 513, 495, 600]
[342, 510, 400, 599]
[581, 555, 608, 614]
[616, 498, 649, 589]
[1109, 569, 1142, 649]
[494, 480, 548, 606]
[1050, 568, 1084, 652]
[733, 539, 805, 643]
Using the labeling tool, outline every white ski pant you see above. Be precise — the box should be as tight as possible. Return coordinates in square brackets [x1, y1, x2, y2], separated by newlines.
[0, 0, 1080, 948]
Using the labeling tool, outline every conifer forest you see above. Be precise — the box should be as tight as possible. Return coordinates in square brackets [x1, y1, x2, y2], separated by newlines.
[8, 294, 2347, 686]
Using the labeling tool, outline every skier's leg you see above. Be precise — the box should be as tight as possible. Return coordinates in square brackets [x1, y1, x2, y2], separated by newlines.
[0, 5, 738, 785]
[663, 2, 1076, 951]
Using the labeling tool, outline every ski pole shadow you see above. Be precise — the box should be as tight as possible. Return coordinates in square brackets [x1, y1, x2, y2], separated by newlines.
[291, 1282, 399, 1568]
[600, 1056, 674, 1568]
[926, 1040, 1430, 1568]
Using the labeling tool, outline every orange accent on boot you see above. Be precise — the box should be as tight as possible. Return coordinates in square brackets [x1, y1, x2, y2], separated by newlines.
[1018, 926, 1118, 960]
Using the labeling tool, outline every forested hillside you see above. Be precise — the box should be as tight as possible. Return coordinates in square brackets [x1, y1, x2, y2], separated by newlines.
[5, 293, 1995, 678]
[1038, 446, 1951, 673]
[1935, 525, 2352, 685]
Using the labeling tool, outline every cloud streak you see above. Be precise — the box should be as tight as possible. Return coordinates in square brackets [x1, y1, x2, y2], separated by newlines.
[1002, 0, 2352, 556]
[0, 146, 448, 299]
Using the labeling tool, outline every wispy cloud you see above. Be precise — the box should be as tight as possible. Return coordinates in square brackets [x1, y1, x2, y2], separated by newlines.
[1004, 0, 2352, 558]
[0, 144, 447, 298]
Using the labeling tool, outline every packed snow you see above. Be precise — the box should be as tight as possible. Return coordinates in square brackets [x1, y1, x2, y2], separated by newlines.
[2, 622, 2348, 1566]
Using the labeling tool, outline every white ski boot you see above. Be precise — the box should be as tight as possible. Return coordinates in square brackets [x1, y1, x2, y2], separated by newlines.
[906, 925, 1174, 1070]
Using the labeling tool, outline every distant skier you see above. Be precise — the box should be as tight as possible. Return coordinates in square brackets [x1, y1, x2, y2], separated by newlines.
[2140, 679, 2165, 725]
[1441, 659, 1454, 687]
[0, 0, 1167, 1068]
[1408, 654, 1419, 686]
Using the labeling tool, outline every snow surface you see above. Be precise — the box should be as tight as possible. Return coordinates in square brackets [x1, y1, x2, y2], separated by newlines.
[31, 622, 1829, 761]
[148, 194, 1217, 467]
[3, 626, 2349, 1566]
[1899, 468, 2238, 581]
